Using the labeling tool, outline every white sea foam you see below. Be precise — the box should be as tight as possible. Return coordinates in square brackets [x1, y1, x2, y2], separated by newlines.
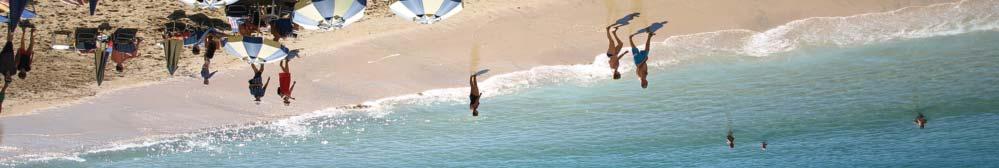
[656, 0, 999, 58]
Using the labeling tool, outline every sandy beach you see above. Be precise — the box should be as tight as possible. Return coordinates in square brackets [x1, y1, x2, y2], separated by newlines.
[0, 0, 957, 160]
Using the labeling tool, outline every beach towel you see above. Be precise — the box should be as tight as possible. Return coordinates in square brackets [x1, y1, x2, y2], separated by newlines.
[227, 17, 242, 33]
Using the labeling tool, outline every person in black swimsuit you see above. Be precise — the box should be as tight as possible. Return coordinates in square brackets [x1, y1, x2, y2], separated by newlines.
[469, 74, 482, 116]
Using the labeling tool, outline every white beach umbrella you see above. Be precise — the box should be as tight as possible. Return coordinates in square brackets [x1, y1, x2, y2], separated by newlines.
[292, 0, 366, 30]
[223, 35, 289, 64]
[179, 0, 240, 9]
[389, 0, 463, 24]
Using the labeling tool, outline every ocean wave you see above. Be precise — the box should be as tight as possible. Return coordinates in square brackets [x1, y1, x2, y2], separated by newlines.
[656, 0, 999, 58]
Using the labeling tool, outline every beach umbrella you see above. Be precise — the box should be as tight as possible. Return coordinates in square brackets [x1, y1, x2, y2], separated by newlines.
[292, 0, 366, 30]
[179, 0, 240, 10]
[88, 0, 97, 15]
[6, 0, 27, 32]
[389, 0, 463, 24]
[222, 35, 288, 64]
[164, 39, 182, 75]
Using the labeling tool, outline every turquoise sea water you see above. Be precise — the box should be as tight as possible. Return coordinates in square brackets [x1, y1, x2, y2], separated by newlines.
[17, 29, 999, 167]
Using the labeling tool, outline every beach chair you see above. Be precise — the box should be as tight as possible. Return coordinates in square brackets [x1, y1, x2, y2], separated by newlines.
[226, 5, 249, 17]
[111, 28, 140, 56]
[51, 30, 73, 50]
[75, 28, 98, 53]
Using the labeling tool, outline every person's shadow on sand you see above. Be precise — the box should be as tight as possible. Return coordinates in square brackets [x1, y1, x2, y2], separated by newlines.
[634, 21, 669, 35]
[613, 13, 641, 26]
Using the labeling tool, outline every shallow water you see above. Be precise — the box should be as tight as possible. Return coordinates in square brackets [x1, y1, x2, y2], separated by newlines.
[15, 28, 999, 167]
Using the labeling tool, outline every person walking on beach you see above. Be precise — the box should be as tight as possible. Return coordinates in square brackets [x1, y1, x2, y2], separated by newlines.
[629, 27, 656, 89]
[0, 36, 14, 114]
[16, 27, 35, 79]
[1, 36, 16, 79]
[726, 129, 735, 149]
[277, 59, 296, 106]
[248, 64, 270, 103]
[469, 74, 482, 116]
[914, 113, 927, 129]
[606, 24, 629, 79]
[204, 34, 220, 62]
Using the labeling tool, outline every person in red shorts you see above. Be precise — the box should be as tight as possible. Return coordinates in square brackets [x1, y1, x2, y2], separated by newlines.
[277, 59, 296, 106]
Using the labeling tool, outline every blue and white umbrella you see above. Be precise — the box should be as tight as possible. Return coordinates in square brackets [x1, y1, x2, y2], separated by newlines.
[223, 35, 289, 64]
[389, 0, 463, 24]
[179, 0, 239, 9]
[293, 0, 366, 30]
[6, 0, 28, 32]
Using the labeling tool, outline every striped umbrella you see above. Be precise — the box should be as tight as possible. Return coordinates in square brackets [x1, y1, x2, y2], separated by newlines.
[88, 0, 97, 15]
[292, 0, 366, 30]
[179, 0, 239, 9]
[389, 0, 463, 24]
[222, 35, 288, 64]
[6, 0, 27, 32]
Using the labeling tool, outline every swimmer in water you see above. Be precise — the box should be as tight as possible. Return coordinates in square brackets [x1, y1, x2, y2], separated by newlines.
[726, 130, 735, 149]
[914, 113, 927, 129]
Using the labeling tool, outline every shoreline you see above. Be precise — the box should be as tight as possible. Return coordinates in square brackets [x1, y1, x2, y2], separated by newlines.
[0, 0, 962, 161]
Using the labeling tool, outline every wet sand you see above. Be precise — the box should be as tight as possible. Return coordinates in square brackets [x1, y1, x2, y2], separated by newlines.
[0, 0, 953, 159]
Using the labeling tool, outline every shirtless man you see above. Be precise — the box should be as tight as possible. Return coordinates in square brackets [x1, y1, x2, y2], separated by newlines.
[914, 113, 927, 129]
[469, 74, 482, 116]
[629, 27, 656, 88]
[605, 25, 629, 79]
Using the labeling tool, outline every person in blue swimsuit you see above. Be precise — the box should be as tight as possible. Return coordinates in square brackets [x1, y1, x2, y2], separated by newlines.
[629, 27, 656, 89]
[248, 63, 270, 103]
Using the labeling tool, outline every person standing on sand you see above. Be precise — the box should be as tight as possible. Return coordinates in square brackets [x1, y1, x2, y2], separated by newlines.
[111, 42, 139, 73]
[248, 64, 270, 103]
[629, 27, 656, 88]
[277, 59, 296, 106]
[0, 35, 14, 114]
[1, 36, 16, 78]
[914, 113, 927, 129]
[205, 34, 219, 62]
[469, 74, 482, 116]
[201, 34, 220, 85]
[605, 24, 629, 79]
[16, 27, 35, 79]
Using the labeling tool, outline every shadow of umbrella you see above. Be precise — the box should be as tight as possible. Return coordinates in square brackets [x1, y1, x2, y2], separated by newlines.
[187, 13, 232, 31]
[168, 10, 188, 20]
[614, 13, 641, 26]
[634, 20, 669, 35]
